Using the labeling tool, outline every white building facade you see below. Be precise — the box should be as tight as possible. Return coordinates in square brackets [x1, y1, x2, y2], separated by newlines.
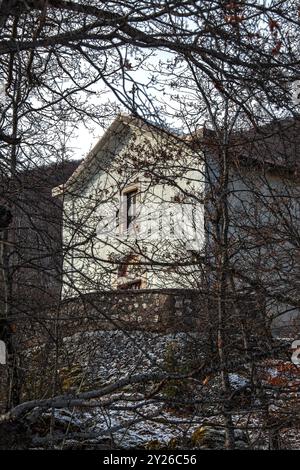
[53, 115, 300, 335]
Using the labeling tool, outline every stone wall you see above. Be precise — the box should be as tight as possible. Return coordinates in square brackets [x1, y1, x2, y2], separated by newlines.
[0, 288, 269, 408]
[15, 287, 270, 355]
[20, 289, 211, 349]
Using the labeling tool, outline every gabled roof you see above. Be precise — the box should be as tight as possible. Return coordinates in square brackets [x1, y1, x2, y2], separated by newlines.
[231, 117, 300, 176]
[193, 117, 300, 178]
[52, 113, 182, 197]
[1, 160, 82, 197]
[53, 115, 300, 198]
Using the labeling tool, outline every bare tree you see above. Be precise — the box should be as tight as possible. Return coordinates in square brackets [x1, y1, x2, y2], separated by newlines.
[0, 0, 299, 450]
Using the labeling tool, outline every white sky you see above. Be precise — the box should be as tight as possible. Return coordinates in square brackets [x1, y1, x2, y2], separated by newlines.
[68, 49, 185, 161]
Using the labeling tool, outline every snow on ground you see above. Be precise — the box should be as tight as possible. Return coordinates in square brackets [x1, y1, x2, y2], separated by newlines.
[25, 330, 300, 449]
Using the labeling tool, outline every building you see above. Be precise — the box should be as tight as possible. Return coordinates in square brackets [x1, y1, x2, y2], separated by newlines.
[53, 115, 300, 334]
[0, 160, 81, 314]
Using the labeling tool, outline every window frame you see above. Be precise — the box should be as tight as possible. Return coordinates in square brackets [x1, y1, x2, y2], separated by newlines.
[119, 182, 140, 235]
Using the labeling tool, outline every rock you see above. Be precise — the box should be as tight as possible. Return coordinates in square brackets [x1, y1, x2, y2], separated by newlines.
[58, 364, 83, 391]
[191, 426, 225, 449]
[143, 439, 165, 450]
[168, 436, 191, 449]
[32, 409, 82, 437]
[191, 426, 249, 449]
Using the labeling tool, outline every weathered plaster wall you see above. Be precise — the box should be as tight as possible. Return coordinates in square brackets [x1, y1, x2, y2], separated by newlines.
[61, 124, 205, 297]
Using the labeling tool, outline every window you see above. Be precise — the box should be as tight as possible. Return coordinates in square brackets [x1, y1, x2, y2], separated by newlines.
[117, 254, 138, 278]
[116, 208, 119, 230]
[115, 253, 146, 289]
[119, 183, 140, 235]
[118, 279, 142, 290]
[117, 258, 129, 278]
[126, 189, 137, 230]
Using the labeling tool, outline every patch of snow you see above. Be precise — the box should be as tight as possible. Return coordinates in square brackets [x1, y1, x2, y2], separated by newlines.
[229, 373, 249, 389]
